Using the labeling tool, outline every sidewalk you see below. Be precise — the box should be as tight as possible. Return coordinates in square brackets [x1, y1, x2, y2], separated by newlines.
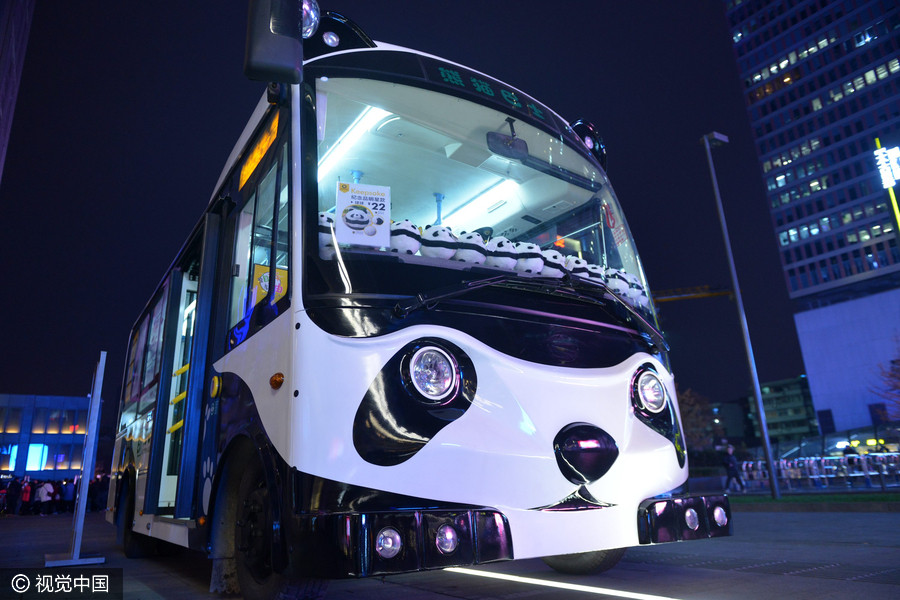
[1, 505, 897, 599]
[0, 511, 215, 599]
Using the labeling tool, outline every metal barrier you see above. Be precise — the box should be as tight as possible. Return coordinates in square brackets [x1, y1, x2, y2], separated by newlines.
[737, 453, 900, 492]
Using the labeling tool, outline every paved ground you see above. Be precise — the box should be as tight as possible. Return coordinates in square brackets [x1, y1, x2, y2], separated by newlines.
[0, 499, 898, 599]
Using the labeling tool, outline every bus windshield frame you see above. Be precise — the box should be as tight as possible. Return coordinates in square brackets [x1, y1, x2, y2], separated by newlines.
[304, 51, 660, 336]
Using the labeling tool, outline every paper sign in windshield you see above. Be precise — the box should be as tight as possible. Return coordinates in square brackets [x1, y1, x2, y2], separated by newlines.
[335, 182, 390, 248]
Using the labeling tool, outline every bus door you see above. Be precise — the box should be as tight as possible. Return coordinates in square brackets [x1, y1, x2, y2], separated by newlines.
[151, 217, 220, 518]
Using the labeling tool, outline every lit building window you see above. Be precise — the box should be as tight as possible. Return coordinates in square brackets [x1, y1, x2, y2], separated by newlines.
[26, 444, 49, 471]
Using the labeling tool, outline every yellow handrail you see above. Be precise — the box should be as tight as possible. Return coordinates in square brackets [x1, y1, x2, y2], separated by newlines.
[173, 363, 190, 377]
[167, 419, 184, 434]
[170, 391, 187, 406]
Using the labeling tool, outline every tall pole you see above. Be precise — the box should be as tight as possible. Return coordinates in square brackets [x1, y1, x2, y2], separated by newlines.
[702, 132, 781, 499]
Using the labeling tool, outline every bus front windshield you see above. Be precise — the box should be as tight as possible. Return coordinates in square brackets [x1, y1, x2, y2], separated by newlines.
[310, 76, 658, 326]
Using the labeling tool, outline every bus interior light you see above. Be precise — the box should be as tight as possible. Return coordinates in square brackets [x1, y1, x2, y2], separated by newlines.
[317, 106, 392, 183]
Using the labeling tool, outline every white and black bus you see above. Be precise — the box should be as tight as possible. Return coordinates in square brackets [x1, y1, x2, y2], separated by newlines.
[108, 3, 731, 598]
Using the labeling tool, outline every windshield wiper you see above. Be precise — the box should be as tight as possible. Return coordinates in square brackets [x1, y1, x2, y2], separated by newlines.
[393, 274, 519, 318]
[392, 273, 668, 352]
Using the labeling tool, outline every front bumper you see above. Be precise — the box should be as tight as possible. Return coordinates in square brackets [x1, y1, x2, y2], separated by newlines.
[292, 495, 730, 577]
[637, 494, 733, 544]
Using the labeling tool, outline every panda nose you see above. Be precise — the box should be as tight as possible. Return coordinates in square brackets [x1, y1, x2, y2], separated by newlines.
[553, 423, 619, 485]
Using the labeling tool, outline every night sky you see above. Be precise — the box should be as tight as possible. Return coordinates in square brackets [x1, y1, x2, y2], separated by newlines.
[0, 1, 805, 418]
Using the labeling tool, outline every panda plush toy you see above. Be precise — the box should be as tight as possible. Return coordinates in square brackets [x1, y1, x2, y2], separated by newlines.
[390, 219, 422, 255]
[514, 242, 544, 274]
[540, 248, 567, 278]
[585, 263, 606, 284]
[420, 225, 459, 259]
[453, 231, 488, 264]
[343, 205, 371, 231]
[605, 267, 631, 295]
[485, 236, 518, 270]
[621, 272, 650, 309]
[565, 255, 590, 279]
[318, 212, 336, 259]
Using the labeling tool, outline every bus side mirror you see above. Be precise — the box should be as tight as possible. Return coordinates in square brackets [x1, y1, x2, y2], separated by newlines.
[244, 0, 303, 83]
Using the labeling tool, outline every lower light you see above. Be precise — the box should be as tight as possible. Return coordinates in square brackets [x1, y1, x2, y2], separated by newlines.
[684, 508, 700, 531]
[435, 524, 459, 555]
[712, 506, 728, 527]
[375, 527, 402, 559]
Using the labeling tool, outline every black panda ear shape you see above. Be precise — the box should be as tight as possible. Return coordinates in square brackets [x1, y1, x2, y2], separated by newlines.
[424, 224, 433, 230]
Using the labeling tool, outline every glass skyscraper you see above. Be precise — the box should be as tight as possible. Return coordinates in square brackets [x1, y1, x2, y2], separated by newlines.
[725, 0, 900, 432]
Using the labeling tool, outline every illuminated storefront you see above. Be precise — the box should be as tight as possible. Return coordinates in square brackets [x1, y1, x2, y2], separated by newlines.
[0, 393, 91, 480]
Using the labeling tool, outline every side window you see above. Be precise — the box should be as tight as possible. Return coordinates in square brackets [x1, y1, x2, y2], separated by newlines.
[118, 283, 168, 430]
[228, 111, 290, 348]
[120, 318, 148, 430]
[138, 290, 168, 414]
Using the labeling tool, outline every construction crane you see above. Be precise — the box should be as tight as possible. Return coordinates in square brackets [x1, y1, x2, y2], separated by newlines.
[653, 285, 733, 303]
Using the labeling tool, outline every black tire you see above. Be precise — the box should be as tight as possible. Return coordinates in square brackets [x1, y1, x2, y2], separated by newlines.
[117, 479, 156, 559]
[234, 458, 327, 600]
[541, 547, 626, 575]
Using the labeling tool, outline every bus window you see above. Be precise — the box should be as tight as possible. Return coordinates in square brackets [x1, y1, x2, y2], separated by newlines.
[138, 287, 168, 414]
[119, 283, 169, 430]
[119, 320, 147, 430]
[227, 114, 290, 348]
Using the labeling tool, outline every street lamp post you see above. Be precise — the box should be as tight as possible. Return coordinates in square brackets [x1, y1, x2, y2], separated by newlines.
[701, 131, 781, 500]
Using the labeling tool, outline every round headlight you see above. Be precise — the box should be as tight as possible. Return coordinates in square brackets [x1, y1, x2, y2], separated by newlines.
[684, 507, 700, 531]
[410, 346, 458, 402]
[636, 370, 667, 413]
[300, 0, 321, 39]
[375, 527, 402, 559]
[435, 524, 459, 555]
[713, 505, 728, 527]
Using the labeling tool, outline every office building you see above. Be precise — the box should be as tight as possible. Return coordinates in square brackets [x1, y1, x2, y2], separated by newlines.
[0, 0, 35, 187]
[725, 0, 900, 431]
[1, 393, 92, 481]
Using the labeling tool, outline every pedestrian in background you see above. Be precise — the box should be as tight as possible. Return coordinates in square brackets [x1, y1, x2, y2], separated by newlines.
[722, 444, 746, 493]
[6, 478, 22, 516]
[37, 480, 54, 515]
[20, 479, 32, 515]
[62, 479, 76, 512]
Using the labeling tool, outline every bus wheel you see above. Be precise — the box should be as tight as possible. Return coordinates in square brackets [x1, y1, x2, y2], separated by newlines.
[541, 548, 626, 575]
[117, 480, 156, 558]
[234, 459, 326, 600]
